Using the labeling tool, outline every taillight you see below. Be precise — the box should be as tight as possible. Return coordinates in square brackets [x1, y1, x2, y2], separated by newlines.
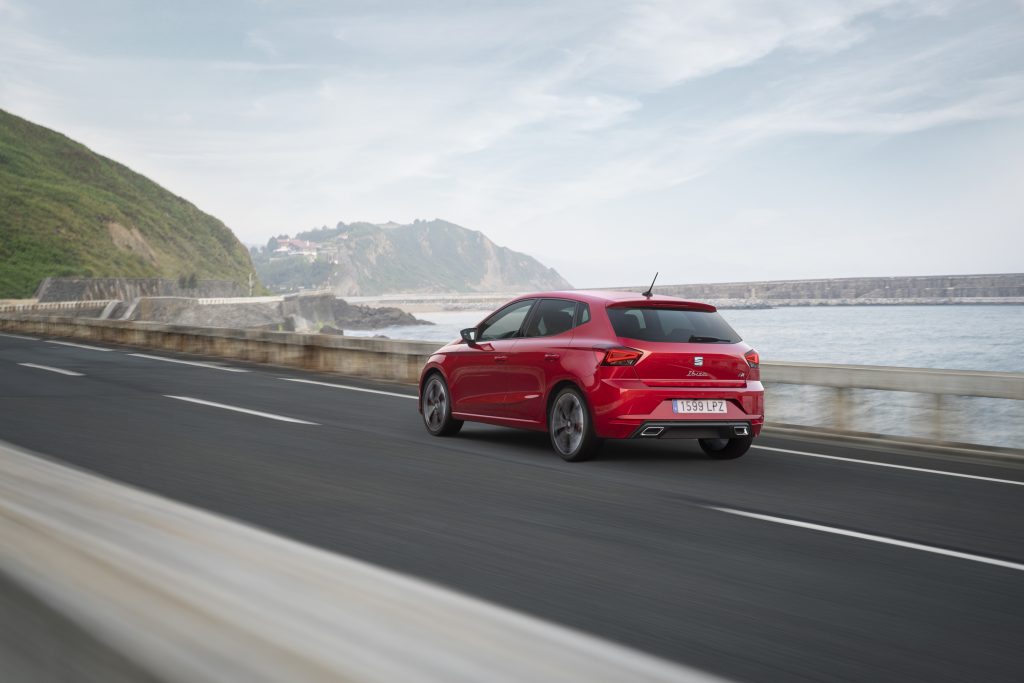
[744, 349, 760, 381]
[602, 347, 643, 366]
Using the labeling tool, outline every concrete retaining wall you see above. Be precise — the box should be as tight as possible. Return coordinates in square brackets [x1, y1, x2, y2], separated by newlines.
[35, 277, 247, 303]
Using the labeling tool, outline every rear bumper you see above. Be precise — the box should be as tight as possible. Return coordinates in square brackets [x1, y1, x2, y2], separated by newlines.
[588, 378, 764, 440]
[631, 421, 752, 440]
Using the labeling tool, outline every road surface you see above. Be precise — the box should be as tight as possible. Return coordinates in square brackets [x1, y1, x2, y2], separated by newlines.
[1, 331, 1022, 682]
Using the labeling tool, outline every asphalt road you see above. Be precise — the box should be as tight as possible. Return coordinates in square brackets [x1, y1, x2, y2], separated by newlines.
[1, 331, 1022, 682]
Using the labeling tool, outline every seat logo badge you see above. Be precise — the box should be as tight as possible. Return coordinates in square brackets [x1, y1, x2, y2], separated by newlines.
[694, 356, 704, 367]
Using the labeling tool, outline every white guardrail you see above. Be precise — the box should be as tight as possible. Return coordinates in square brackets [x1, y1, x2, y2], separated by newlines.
[0, 299, 118, 312]
[195, 295, 286, 304]
[0, 441, 726, 683]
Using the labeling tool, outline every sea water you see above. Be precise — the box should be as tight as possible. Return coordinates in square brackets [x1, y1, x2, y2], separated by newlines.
[348, 305, 1023, 371]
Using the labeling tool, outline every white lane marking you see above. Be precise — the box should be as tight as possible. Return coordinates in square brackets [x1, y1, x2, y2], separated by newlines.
[164, 395, 319, 425]
[46, 340, 113, 352]
[710, 507, 1024, 573]
[754, 445, 1024, 487]
[279, 377, 417, 400]
[130, 353, 249, 373]
[17, 363, 84, 377]
[0, 332, 38, 340]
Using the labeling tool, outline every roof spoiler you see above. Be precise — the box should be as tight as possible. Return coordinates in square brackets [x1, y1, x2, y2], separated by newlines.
[607, 299, 717, 312]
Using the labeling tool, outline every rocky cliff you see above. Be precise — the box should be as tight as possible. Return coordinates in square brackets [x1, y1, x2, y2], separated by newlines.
[261, 219, 571, 296]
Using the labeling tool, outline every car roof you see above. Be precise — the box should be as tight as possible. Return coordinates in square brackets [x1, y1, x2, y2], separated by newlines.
[516, 290, 716, 311]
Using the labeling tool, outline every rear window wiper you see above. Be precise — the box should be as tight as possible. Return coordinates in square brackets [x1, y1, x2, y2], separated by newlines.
[688, 335, 732, 343]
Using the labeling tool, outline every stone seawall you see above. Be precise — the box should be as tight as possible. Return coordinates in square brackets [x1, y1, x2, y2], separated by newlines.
[35, 277, 247, 303]
[633, 273, 1024, 301]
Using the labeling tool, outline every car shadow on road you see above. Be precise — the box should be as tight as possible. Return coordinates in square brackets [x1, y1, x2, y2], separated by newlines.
[454, 424, 710, 463]
[598, 439, 708, 463]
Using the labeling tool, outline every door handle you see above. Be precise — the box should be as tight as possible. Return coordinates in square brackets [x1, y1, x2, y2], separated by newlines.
[494, 355, 509, 363]
[545, 353, 560, 361]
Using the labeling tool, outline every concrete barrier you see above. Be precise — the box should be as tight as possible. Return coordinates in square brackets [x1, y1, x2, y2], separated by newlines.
[762, 362, 1024, 449]
[0, 441, 724, 683]
[0, 313, 441, 384]
[763, 361, 1024, 400]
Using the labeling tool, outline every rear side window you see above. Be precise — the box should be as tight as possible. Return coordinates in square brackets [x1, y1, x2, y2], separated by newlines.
[575, 303, 591, 326]
[607, 307, 741, 343]
[524, 299, 578, 337]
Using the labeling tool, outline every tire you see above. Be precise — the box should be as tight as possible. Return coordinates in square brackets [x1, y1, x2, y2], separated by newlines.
[548, 386, 602, 462]
[698, 436, 752, 460]
[421, 374, 463, 436]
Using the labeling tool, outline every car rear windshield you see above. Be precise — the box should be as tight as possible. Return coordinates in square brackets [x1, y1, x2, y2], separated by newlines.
[607, 306, 742, 343]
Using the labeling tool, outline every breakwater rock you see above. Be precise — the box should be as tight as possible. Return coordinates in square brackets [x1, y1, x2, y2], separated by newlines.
[630, 273, 1024, 302]
[634, 272, 1019, 301]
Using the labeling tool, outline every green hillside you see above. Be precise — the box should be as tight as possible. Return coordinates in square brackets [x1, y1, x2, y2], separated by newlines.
[0, 109, 254, 298]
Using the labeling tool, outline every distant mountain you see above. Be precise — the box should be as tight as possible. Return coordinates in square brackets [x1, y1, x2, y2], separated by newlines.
[258, 219, 571, 295]
[0, 109, 254, 298]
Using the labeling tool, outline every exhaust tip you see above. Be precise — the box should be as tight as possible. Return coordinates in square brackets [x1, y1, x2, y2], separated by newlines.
[640, 426, 665, 437]
[733, 426, 750, 437]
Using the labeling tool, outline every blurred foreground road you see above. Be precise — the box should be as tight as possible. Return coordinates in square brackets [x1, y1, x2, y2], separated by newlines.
[1, 332, 1022, 682]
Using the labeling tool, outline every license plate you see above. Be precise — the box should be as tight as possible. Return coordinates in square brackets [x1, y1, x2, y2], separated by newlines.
[672, 399, 727, 414]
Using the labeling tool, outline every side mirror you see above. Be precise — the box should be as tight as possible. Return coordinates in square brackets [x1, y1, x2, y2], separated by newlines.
[460, 327, 478, 345]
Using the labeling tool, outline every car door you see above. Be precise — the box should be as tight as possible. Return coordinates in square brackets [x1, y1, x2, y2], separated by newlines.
[503, 298, 580, 423]
[448, 298, 535, 418]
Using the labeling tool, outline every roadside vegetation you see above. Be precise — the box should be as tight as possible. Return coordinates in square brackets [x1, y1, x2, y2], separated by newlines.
[0, 109, 254, 298]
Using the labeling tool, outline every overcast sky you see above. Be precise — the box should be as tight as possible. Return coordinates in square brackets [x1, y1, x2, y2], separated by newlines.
[1, 0, 1022, 287]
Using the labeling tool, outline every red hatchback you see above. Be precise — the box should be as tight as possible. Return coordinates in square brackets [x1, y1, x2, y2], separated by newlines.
[418, 291, 764, 461]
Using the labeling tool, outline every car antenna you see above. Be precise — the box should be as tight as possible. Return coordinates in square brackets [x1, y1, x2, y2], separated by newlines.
[641, 272, 658, 299]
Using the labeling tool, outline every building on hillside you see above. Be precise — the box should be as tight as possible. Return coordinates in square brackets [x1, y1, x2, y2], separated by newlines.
[271, 238, 319, 261]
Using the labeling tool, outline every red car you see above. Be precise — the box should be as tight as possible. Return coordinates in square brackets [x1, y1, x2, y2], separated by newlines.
[418, 290, 764, 461]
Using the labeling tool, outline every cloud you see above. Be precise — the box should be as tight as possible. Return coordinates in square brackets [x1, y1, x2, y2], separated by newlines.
[0, 0, 23, 16]
[0, 0, 1022, 285]
[245, 29, 279, 57]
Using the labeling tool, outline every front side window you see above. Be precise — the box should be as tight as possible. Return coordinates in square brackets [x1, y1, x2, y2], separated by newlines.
[478, 299, 535, 341]
[524, 299, 578, 337]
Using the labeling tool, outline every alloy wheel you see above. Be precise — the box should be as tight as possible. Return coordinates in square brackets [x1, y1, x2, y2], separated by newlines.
[423, 377, 448, 431]
[551, 391, 585, 455]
